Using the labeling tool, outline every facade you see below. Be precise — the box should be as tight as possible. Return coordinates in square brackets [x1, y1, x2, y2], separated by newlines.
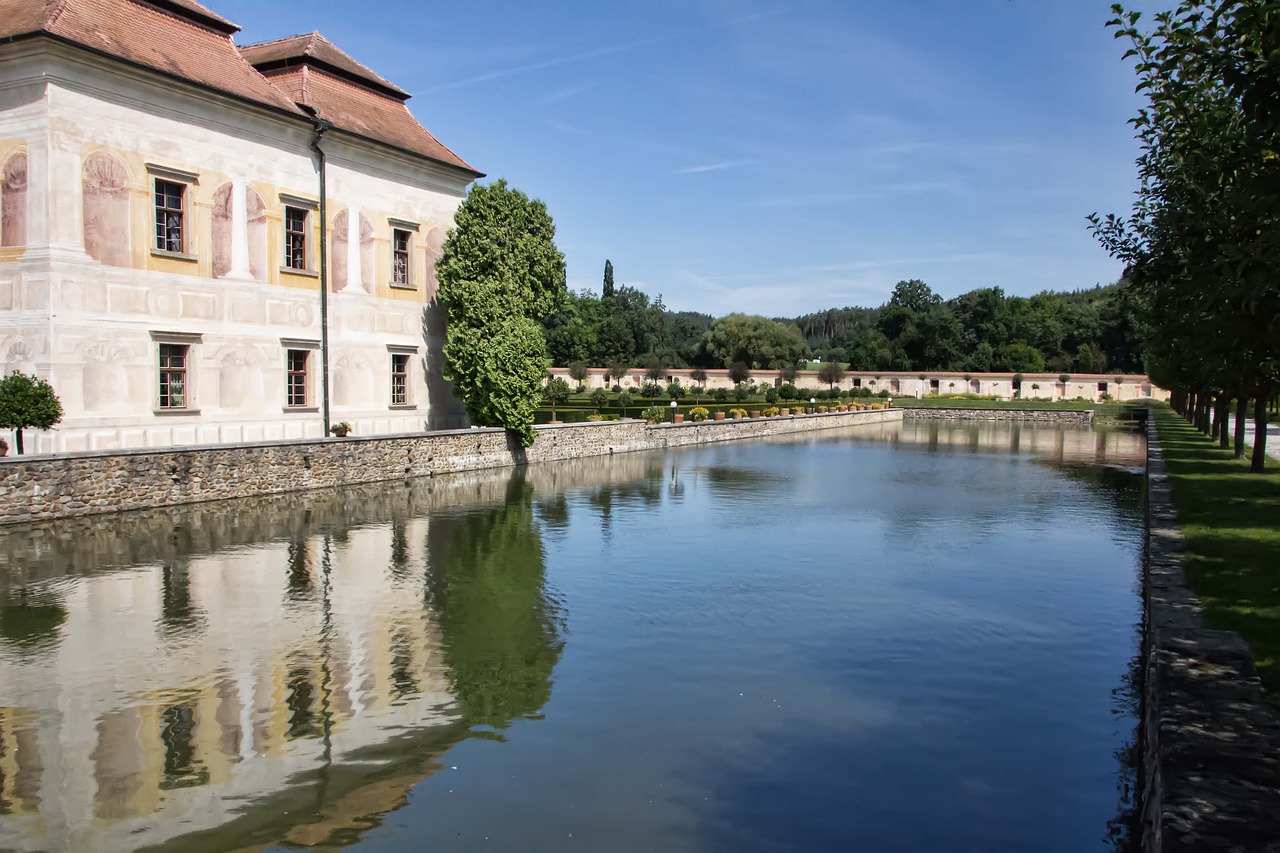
[549, 366, 1171, 403]
[0, 0, 479, 453]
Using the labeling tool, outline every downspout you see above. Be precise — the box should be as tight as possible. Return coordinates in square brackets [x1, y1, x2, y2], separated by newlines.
[310, 117, 333, 435]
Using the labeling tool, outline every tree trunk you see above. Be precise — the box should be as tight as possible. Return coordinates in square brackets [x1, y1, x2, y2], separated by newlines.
[1235, 396, 1249, 459]
[1218, 396, 1231, 449]
[1251, 396, 1269, 473]
[14, 429, 23, 456]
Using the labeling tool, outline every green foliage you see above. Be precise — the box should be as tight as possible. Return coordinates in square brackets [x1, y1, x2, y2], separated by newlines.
[639, 381, 663, 399]
[543, 377, 571, 420]
[589, 387, 609, 412]
[436, 180, 566, 447]
[567, 360, 590, 388]
[705, 314, 807, 369]
[641, 405, 666, 423]
[779, 383, 799, 400]
[817, 360, 847, 389]
[764, 387, 779, 404]
[689, 406, 710, 421]
[712, 387, 729, 402]
[0, 372, 63, 454]
[602, 258, 614, 299]
[727, 361, 751, 384]
[666, 380, 685, 401]
[617, 390, 633, 415]
[733, 381, 751, 402]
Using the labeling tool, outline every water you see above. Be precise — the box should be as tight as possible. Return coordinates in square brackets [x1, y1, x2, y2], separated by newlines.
[0, 420, 1145, 852]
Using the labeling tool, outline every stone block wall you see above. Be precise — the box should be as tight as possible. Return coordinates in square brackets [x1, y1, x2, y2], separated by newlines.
[0, 409, 900, 524]
[901, 407, 1094, 425]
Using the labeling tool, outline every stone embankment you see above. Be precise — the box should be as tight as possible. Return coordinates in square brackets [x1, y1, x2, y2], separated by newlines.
[901, 407, 1093, 425]
[1141, 417, 1280, 852]
[0, 409, 899, 525]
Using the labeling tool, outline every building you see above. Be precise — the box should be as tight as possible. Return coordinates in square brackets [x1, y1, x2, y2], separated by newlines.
[0, 0, 480, 454]
[549, 366, 1170, 403]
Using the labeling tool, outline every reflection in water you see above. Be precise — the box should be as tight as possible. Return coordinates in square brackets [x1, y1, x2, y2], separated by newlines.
[0, 420, 1144, 852]
[0, 464, 571, 852]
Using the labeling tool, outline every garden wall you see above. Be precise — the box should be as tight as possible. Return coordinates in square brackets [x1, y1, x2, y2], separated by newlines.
[901, 407, 1093, 425]
[0, 409, 900, 525]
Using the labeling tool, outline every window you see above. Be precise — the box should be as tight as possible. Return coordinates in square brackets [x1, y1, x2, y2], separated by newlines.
[159, 344, 189, 409]
[392, 228, 412, 286]
[287, 349, 309, 407]
[284, 206, 309, 270]
[391, 353, 409, 405]
[154, 179, 186, 253]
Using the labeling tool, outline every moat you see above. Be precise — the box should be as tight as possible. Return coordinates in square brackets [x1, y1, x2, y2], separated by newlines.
[0, 419, 1145, 852]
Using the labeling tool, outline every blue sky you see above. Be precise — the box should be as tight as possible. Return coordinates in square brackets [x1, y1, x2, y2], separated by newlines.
[217, 0, 1155, 317]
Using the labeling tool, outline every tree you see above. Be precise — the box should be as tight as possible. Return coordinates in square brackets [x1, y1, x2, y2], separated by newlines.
[602, 259, 615, 299]
[589, 387, 609, 413]
[436, 180, 566, 447]
[0, 372, 63, 455]
[606, 360, 630, 388]
[644, 357, 666, 384]
[617, 390, 633, 418]
[689, 368, 708, 400]
[567, 360, 589, 391]
[728, 361, 751, 384]
[543, 377, 570, 422]
[817, 361, 846, 391]
[704, 314, 807, 369]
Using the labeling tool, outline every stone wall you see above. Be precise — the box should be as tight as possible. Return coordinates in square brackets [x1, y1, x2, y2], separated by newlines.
[1141, 416, 1280, 852]
[901, 407, 1094, 425]
[0, 409, 900, 524]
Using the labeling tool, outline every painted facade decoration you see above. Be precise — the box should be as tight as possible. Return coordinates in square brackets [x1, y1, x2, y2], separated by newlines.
[1, 152, 26, 248]
[0, 0, 481, 453]
[82, 152, 130, 266]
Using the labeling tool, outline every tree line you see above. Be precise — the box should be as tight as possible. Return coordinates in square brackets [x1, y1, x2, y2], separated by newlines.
[1090, 1, 1279, 471]
[542, 263, 1146, 376]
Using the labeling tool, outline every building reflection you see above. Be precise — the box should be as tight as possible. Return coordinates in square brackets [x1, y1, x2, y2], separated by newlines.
[0, 461, 593, 852]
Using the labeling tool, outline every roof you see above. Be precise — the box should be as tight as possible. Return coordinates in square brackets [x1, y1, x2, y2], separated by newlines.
[0, 0, 302, 114]
[245, 50, 481, 176]
[0, 0, 479, 175]
[239, 32, 408, 99]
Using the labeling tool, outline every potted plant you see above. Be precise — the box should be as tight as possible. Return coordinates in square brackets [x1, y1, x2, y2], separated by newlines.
[713, 410, 726, 420]
[763, 406, 780, 417]
[779, 407, 791, 416]
[690, 406, 710, 422]
[749, 409, 761, 418]
[642, 405, 666, 425]
[729, 407, 747, 420]
[329, 421, 352, 437]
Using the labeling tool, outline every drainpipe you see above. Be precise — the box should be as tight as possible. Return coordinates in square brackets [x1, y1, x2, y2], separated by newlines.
[310, 117, 333, 436]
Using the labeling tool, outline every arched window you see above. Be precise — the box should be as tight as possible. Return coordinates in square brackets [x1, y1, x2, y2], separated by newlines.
[1, 152, 28, 247]
[82, 152, 130, 266]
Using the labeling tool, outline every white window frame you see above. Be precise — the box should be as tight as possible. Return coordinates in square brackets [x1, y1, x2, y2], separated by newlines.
[147, 164, 199, 260]
[150, 331, 203, 414]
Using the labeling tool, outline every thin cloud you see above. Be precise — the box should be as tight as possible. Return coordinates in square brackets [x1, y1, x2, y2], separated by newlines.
[674, 159, 759, 175]
[424, 9, 784, 93]
[543, 82, 596, 105]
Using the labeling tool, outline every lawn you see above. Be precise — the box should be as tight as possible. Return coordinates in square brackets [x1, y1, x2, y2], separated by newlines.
[1154, 405, 1280, 698]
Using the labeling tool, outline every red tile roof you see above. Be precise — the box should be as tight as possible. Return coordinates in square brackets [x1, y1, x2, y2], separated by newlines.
[0, 0, 302, 114]
[244, 39, 481, 176]
[239, 32, 407, 99]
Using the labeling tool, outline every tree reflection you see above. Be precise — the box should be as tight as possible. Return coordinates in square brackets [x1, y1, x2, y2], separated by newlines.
[427, 473, 565, 729]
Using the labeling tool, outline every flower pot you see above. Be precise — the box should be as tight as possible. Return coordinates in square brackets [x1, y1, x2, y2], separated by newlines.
[732, 412, 743, 420]
[749, 410, 761, 419]
[779, 408, 790, 416]
[673, 413, 684, 423]
[713, 411, 726, 420]
[818, 406, 828, 413]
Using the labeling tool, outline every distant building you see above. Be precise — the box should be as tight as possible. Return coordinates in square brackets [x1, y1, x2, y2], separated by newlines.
[0, 0, 480, 453]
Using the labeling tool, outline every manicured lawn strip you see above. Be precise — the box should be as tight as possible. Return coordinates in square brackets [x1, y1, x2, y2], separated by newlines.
[1153, 405, 1280, 699]
[892, 398, 1096, 410]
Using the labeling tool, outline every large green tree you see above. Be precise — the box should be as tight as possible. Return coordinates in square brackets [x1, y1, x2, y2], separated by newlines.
[436, 180, 566, 447]
[703, 314, 807, 369]
[0, 372, 63, 455]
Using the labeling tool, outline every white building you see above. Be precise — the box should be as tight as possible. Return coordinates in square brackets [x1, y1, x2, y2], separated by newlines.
[0, 0, 480, 453]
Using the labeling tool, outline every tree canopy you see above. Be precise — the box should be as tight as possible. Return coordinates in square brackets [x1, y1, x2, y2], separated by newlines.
[0, 372, 63, 455]
[436, 180, 566, 446]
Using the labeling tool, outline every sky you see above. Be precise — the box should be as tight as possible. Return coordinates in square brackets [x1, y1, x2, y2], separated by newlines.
[214, 0, 1159, 317]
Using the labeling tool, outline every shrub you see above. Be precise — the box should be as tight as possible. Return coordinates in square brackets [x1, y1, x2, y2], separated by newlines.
[764, 387, 779, 404]
[877, 389, 890, 398]
[586, 413, 605, 422]
[763, 406, 780, 417]
[640, 381, 664, 399]
[779, 383, 799, 400]
[618, 390, 634, 414]
[0, 371, 63, 454]
[666, 380, 685, 400]
[612, 383, 623, 393]
[733, 381, 752, 402]
[690, 406, 710, 421]
[712, 387, 730, 402]
[728, 407, 748, 418]
[641, 405, 666, 423]
[589, 387, 609, 412]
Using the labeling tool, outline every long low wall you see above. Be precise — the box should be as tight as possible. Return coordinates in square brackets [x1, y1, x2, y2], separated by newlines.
[0, 409, 900, 525]
[901, 407, 1094, 425]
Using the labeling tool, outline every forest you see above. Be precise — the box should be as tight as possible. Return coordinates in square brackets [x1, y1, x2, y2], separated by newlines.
[542, 263, 1146, 375]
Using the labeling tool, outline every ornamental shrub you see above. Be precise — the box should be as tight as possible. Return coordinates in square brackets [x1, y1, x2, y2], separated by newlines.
[689, 406, 710, 421]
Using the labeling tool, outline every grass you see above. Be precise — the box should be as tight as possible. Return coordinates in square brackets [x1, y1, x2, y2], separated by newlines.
[1154, 405, 1280, 698]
